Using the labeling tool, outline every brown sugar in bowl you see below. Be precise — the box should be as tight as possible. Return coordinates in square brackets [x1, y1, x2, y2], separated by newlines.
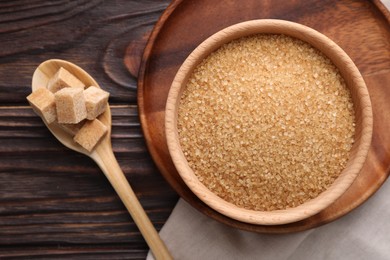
[165, 19, 373, 225]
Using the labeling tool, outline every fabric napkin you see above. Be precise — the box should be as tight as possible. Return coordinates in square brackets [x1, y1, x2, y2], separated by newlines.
[148, 179, 390, 260]
[147, 1, 390, 259]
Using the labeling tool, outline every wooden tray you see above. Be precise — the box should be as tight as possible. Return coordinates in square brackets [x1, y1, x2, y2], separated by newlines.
[137, 0, 390, 233]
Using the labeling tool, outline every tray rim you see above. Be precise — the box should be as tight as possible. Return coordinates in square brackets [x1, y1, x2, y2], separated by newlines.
[137, 0, 390, 233]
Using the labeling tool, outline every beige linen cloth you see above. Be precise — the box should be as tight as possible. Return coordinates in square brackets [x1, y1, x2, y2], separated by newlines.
[148, 179, 390, 259]
[148, 1, 390, 259]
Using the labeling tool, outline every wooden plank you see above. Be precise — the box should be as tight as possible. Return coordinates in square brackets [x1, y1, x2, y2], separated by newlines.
[0, 245, 146, 259]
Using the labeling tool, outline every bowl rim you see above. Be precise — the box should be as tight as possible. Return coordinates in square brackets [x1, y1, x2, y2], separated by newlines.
[165, 19, 373, 225]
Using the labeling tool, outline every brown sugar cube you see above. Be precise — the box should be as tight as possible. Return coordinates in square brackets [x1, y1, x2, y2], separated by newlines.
[26, 87, 57, 124]
[84, 86, 109, 120]
[55, 87, 87, 124]
[47, 67, 85, 93]
[59, 120, 86, 136]
[74, 119, 107, 152]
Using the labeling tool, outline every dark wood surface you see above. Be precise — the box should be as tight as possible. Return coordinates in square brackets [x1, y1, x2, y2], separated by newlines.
[2, 0, 390, 258]
[0, 0, 178, 259]
[138, 0, 390, 233]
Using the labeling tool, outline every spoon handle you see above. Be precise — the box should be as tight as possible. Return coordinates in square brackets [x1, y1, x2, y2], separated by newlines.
[92, 142, 172, 260]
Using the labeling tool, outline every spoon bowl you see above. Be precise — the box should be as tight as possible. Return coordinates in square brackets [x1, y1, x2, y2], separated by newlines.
[32, 59, 111, 154]
[32, 59, 172, 260]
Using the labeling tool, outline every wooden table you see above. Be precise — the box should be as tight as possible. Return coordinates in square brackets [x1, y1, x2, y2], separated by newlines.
[2, 0, 390, 258]
[0, 0, 178, 258]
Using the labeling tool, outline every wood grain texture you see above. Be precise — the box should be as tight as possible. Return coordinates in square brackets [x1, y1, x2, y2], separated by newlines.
[138, 0, 390, 232]
[0, 0, 177, 258]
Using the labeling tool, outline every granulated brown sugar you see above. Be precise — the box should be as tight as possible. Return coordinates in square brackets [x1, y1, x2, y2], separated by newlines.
[177, 34, 355, 211]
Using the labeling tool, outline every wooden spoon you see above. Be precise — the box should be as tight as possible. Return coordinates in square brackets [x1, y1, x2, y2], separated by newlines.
[31, 59, 172, 260]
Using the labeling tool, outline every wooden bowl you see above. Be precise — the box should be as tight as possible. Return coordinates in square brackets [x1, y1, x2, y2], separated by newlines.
[165, 19, 373, 225]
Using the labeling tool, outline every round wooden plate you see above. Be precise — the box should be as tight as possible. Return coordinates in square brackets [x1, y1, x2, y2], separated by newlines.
[137, 0, 390, 233]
